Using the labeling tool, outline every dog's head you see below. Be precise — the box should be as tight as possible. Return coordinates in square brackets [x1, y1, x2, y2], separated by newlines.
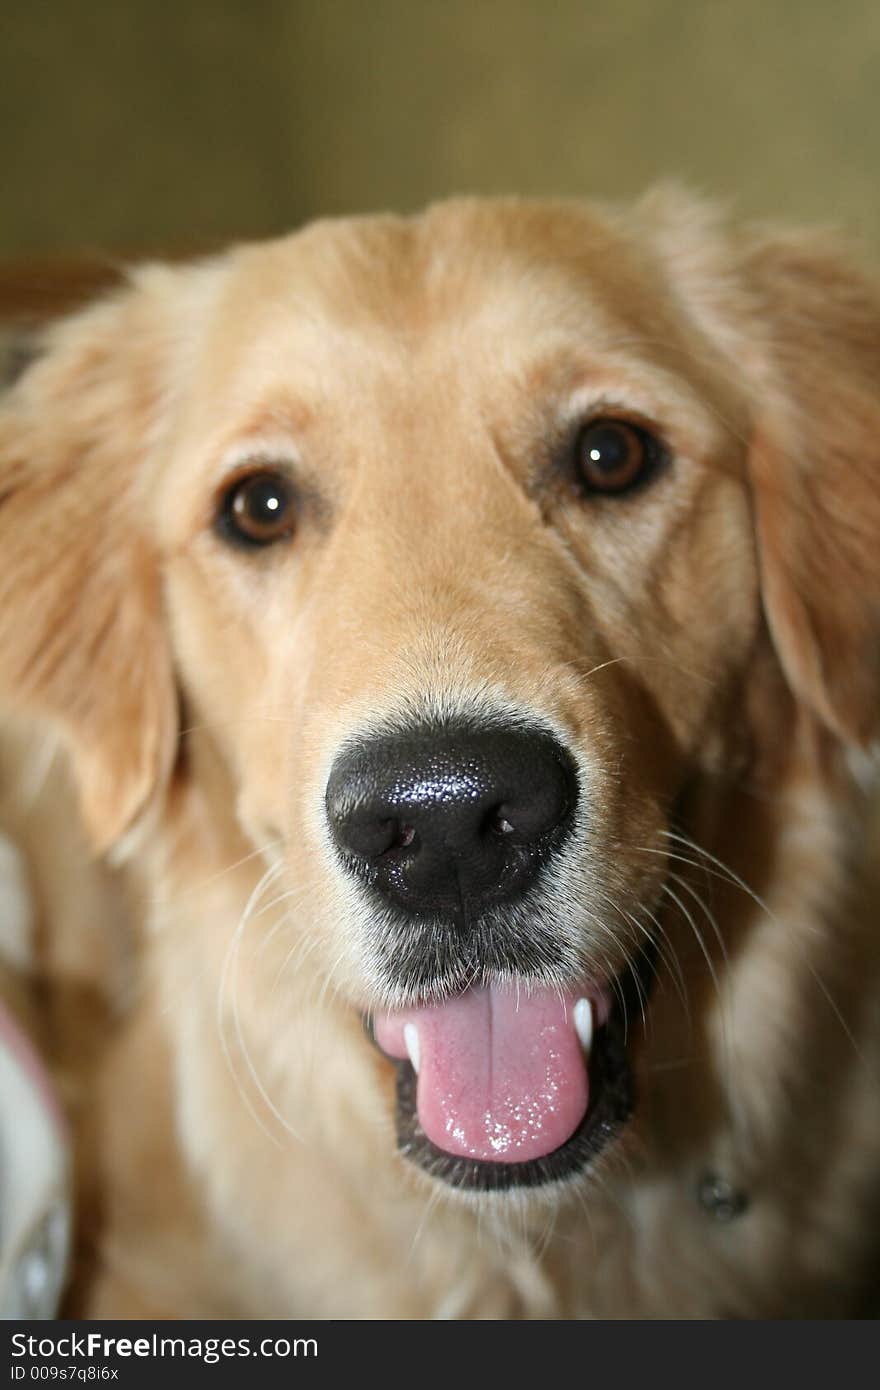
[2, 192, 879, 1191]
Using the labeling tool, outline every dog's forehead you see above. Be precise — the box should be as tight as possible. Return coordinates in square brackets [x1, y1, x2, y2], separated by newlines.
[161, 197, 747, 504]
[197, 200, 670, 398]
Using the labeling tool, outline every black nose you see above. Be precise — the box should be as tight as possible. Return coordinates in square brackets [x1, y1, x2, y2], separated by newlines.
[325, 722, 578, 918]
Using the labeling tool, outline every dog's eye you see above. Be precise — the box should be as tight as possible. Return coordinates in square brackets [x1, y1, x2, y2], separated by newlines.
[575, 419, 662, 496]
[218, 470, 296, 547]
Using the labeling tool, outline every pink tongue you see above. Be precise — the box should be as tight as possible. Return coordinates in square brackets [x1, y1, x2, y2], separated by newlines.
[374, 984, 589, 1163]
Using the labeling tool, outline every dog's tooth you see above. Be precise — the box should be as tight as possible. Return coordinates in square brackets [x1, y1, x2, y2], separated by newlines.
[573, 998, 593, 1055]
[404, 1023, 421, 1075]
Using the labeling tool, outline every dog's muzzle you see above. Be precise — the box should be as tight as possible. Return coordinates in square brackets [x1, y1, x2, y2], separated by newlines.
[322, 718, 639, 1188]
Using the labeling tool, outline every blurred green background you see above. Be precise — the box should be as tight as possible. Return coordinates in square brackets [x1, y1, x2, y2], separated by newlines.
[2, 0, 879, 258]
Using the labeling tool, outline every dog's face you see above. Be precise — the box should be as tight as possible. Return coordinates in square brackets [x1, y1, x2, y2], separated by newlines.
[3, 193, 880, 1193]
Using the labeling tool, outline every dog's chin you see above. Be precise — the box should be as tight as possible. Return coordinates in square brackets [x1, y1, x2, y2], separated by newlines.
[366, 947, 654, 1194]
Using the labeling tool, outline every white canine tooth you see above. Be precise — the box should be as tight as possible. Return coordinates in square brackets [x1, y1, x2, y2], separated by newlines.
[404, 1023, 421, 1075]
[573, 998, 594, 1055]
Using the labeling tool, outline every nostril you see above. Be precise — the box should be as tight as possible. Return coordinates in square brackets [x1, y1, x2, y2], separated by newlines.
[333, 812, 398, 860]
[380, 822, 419, 857]
[483, 783, 574, 844]
[328, 806, 419, 863]
[493, 812, 516, 836]
[483, 805, 519, 838]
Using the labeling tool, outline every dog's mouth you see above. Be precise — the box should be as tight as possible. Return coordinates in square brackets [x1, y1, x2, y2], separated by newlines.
[370, 960, 648, 1191]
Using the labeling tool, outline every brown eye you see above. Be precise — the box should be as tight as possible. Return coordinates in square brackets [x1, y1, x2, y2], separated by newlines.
[575, 419, 661, 495]
[218, 470, 296, 547]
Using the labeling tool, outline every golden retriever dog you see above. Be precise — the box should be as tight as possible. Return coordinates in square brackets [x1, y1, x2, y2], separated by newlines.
[1, 189, 879, 1319]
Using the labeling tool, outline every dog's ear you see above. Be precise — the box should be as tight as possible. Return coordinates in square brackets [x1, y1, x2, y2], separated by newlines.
[744, 230, 880, 747]
[0, 274, 181, 853]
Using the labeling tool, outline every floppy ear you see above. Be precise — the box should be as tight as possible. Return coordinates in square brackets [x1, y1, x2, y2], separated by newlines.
[0, 275, 179, 853]
[744, 230, 880, 746]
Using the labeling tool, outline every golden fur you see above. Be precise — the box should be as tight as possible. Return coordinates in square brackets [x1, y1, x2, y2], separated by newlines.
[1, 190, 880, 1317]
